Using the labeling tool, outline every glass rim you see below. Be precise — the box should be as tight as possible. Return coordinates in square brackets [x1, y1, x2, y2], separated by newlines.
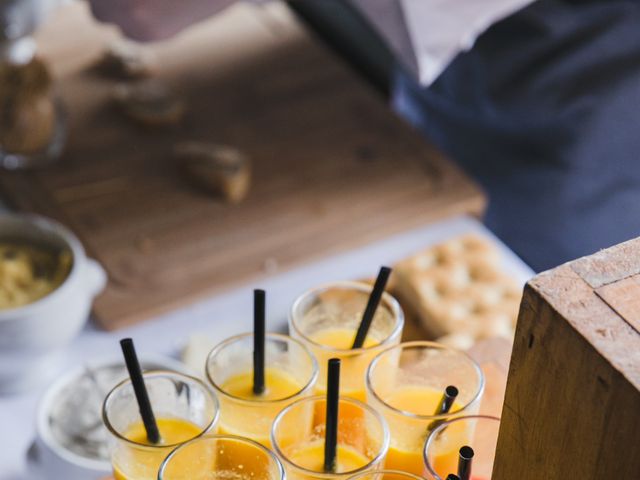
[157, 433, 286, 480]
[102, 369, 220, 450]
[289, 280, 405, 355]
[270, 394, 390, 479]
[205, 332, 319, 405]
[345, 470, 426, 480]
[423, 414, 500, 480]
[366, 341, 485, 421]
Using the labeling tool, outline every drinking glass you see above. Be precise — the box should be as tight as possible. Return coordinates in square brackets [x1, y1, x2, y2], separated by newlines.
[366, 342, 484, 476]
[424, 415, 500, 480]
[158, 434, 285, 480]
[290, 281, 403, 402]
[271, 395, 390, 480]
[103, 370, 219, 480]
[206, 333, 317, 446]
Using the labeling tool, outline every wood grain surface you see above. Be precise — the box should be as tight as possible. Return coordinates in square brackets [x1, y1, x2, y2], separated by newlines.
[493, 238, 640, 479]
[596, 274, 640, 335]
[0, 3, 483, 329]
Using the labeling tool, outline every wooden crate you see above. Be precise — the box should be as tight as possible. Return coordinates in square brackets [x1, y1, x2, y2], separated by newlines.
[493, 238, 640, 478]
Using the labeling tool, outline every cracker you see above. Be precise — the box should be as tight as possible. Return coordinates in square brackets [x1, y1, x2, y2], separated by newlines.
[394, 234, 522, 347]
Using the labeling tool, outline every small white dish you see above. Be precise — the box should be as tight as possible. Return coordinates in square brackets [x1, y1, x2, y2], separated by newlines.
[0, 214, 107, 393]
[28, 354, 188, 480]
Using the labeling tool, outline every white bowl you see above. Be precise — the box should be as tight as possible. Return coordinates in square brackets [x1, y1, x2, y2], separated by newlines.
[28, 355, 188, 480]
[0, 214, 107, 393]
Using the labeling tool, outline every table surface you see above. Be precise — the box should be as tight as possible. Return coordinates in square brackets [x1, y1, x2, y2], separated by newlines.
[0, 215, 533, 479]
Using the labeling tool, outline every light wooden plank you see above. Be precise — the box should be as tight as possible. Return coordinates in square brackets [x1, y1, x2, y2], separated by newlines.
[493, 241, 640, 479]
[596, 274, 640, 335]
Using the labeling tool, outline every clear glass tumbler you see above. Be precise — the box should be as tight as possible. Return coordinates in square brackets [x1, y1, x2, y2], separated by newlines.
[158, 434, 285, 480]
[366, 342, 484, 476]
[206, 332, 318, 447]
[102, 370, 219, 480]
[271, 395, 390, 480]
[424, 415, 500, 480]
[346, 470, 427, 480]
[289, 281, 404, 402]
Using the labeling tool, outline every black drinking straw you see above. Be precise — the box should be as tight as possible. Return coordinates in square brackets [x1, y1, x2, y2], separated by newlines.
[253, 289, 266, 395]
[427, 385, 459, 432]
[352, 266, 392, 349]
[323, 358, 341, 472]
[457, 445, 474, 480]
[120, 338, 160, 444]
[435, 385, 459, 415]
[446, 475, 461, 480]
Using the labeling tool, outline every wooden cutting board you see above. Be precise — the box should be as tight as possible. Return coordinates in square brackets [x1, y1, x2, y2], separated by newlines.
[0, 3, 484, 329]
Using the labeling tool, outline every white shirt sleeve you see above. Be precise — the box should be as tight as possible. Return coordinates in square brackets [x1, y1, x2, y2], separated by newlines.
[348, 0, 536, 86]
[347, 0, 419, 76]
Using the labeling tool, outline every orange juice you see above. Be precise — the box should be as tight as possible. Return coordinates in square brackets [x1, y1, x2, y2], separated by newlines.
[382, 386, 463, 476]
[212, 436, 277, 476]
[431, 447, 487, 480]
[310, 328, 378, 349]
[272, 396, 389, 480]
[217, 368, 304, 446]
[428, 421, 484, 480]
[221, 368, 302, 399]
[290, 283, 403, 431]
[366, 342, 485, 479]
[309, 328, 379, 427]
[431, 448, 461, 480]
[287, 440, 370, 480]
[113, 418, 203, 480]
[424, 415, 500, 480]
[160, 436, 278, 480]
[310, 328, 378, 401]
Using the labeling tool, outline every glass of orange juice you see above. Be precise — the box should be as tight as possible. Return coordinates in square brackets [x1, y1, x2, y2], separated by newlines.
[347, 470, 427, 480]
[158, 434, 285, 480]
[271, 395, 390, 480]
[423, 415, 500, 480]
[206, 333, 318, 447]
[290, 281, 404, 403]
[365, 342, 484, 476]
[102, 370, 219, 480]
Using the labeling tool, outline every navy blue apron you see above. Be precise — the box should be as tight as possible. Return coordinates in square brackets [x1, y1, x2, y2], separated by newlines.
[392, 0, 640, 271]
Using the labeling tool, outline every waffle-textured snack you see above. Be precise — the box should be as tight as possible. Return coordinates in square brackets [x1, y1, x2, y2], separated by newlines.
[393, 234, 522, 349]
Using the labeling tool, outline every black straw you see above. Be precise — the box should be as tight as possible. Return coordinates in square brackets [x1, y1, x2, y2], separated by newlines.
[253, 289, 266, 395]
[120, 338, 160, 444]
[457, 445, 474, 480]
[427, 385, 459, 432]
[446, 475, 461, 480]
[323, 358, 341, 472]
[352, 266, 392, 349]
